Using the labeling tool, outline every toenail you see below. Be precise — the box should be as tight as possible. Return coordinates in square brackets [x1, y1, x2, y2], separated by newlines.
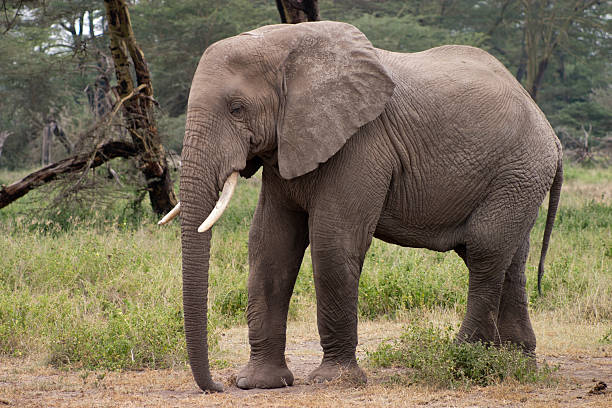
[236, 377, 249, 389]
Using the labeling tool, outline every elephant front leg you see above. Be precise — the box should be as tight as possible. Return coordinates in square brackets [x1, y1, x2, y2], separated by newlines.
[306, 221, 373, 384]
[236, 194, 309, 390]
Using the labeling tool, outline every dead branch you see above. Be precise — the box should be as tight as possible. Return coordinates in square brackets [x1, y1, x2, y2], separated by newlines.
[1, 0, 23, 34]
[0, 141, 137, 209]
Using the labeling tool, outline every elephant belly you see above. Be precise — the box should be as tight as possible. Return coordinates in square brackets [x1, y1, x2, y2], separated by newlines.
[374, 211, 465, 253]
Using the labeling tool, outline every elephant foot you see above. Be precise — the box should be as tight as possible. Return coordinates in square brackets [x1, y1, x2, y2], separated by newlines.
[236, 362, 294, 390]
[307, 360, 367, 385]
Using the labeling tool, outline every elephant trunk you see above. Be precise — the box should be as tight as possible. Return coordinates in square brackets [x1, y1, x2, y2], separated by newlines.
[179, 122, 224, 393]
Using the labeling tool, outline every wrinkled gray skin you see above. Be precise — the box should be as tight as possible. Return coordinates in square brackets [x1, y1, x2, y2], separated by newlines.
[179, 21, 563, 392]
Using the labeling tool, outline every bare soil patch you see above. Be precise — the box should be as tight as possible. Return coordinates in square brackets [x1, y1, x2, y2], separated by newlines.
[1, 320, 610, 407]
[1, 354, 610, 407]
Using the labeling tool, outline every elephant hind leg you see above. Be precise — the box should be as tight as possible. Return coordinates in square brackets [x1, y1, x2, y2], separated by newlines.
[456, 246, 511, 346]
[497, 237, 536, 355]
[456, 187, 540, 347]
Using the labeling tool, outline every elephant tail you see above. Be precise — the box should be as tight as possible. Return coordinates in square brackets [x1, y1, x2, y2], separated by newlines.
[537, 157, 563, 295]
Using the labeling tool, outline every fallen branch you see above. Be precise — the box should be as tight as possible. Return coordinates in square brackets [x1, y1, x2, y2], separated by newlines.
[0, 141, 137, 209]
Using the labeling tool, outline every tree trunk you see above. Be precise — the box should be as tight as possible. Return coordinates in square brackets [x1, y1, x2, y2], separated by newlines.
[86, 52, 113, 120]
[515, 30, 527, 83]
[0, 131, 10, 160]
[520, 0, 600, 102]
[103, 0, 177, 214]
[276, 0, 320, 23]
[0, 141, 137, 209]
[529, 56, 549, 101]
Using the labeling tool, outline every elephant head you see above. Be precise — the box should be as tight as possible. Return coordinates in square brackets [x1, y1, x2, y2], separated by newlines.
[160, 21, 394, 392]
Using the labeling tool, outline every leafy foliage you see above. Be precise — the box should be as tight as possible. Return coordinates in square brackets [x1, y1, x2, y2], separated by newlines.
[0, 1, 107, 169]
[367, 324, 558, 388]
[1, 0, 610, 170]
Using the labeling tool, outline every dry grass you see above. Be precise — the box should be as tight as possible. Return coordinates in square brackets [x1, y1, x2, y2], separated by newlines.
[1, 318, 611, 407]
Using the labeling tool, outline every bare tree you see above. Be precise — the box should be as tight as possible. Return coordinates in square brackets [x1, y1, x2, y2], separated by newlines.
[41, 117, 72, 166]
[103, 0, 177, 214]
[85, 52, 114, 121]
[276, 0, 320, 23]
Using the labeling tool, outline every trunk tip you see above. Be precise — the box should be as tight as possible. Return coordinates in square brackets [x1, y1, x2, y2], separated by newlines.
[201, 380, 224, 393]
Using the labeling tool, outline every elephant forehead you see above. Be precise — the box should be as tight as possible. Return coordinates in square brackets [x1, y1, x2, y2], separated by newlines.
[200, 36, 266, 71]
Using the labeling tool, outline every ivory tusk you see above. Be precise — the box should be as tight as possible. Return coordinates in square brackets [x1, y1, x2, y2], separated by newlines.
[158, 202, 181, 225]
[198, 172, 239, 233]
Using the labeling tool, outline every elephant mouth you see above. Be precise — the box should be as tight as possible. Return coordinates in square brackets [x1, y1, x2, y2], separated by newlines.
[158, 171, 239, 232]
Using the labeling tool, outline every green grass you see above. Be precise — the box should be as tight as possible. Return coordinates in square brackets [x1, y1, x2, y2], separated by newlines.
[563, 164, 612, 184]
[367, 324, 558, 388]
[0, 162, 610, 377]
[359, 249, 467, 318]
[0, 225, 187, 369]
[601, 328, 612, 344]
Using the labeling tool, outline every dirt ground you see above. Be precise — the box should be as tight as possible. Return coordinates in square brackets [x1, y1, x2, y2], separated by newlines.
[1, 320, 610, 407]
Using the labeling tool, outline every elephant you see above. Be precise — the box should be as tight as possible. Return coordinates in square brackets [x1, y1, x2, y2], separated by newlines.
[158, 21, 563, 392]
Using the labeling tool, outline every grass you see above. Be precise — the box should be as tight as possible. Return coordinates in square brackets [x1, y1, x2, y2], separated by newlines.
[0, 162, 610, 385]
[367, 325, 558, 388]
[0, 225, 187, 369]
[359, 249, 467, 318]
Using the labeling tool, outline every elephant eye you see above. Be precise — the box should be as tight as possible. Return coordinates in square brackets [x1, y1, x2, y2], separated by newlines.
[229, 101, 244, 117]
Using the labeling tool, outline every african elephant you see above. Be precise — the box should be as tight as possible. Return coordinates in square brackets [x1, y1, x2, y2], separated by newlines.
[158, 21, 563, 392]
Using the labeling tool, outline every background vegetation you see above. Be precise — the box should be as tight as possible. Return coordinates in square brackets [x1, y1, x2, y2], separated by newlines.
[1, 0, 610, 171]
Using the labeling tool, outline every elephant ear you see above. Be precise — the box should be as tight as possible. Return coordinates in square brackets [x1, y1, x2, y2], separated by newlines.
[265, 21, 395, 179]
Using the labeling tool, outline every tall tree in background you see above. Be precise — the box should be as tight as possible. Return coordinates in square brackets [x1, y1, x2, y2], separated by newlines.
[0, 131, 10, 159]
[276, 0, 319, 23]
[520, 0, 605, 101]
[1, 0, 610, 209]
[103, 0, 176, 214]
[1, 0, 177, 213]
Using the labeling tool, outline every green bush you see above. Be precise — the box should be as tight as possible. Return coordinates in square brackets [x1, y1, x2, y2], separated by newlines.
[367, 325, 558, 388]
